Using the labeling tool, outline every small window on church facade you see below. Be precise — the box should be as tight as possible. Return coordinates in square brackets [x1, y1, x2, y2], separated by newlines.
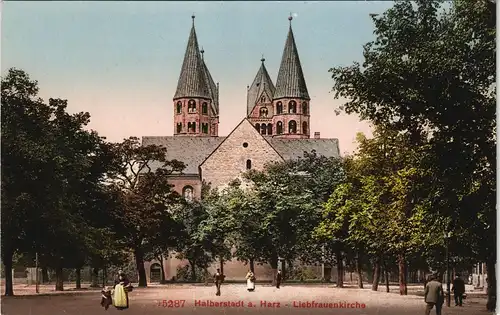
[289, 120, 297, 134]
[261, 126, 267, 135]
[267, 123, 272, 135]
[243, 142, 248, 148]
[302, 121, 308, 134]
[202, 102, 208, 114]
[255, 123, 261, 133]
[246, 159, 252, 170]
[188, 100, 196, 113]
[176, 101, 182, 114]
[202, 123, 209, 134]
[176, 123, 182, 133]
[259, 107, 268, 118]
[276, 102, 283, 114]
[288, 101, 297, 114]
[260, 96, 266, 103]
[302, 102, 308, 115]
[277, 121, 283, 134]
[183, 185, 194, 202]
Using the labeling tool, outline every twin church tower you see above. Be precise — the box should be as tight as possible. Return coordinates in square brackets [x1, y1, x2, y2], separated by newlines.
[173, 15, 311, 139]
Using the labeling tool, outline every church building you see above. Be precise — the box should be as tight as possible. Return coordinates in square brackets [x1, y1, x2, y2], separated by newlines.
[142, 15, 341, 282]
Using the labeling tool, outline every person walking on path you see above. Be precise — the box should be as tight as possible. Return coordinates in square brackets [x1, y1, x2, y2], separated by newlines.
[275, 270, 282, 289]
[452, 273, 466, 306]
[424, 274, 444, 315]
[214, 268, 224, 296]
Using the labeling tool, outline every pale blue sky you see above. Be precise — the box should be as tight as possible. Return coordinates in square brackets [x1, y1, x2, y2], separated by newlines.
[2, 1, 394, 154]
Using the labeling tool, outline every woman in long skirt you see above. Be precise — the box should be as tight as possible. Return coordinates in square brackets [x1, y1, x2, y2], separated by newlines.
[245, 270, 256, 292]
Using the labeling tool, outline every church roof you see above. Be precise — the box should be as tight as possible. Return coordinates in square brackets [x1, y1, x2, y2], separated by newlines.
[142, 134, 340, 176]
[247, 58, 276, 116]
[142, 136, 224, 175]
[201, 56, 219, 115]
[174, 17, 211, 100]
[267, 138, 340, 160]
[274, 18, 310, 100]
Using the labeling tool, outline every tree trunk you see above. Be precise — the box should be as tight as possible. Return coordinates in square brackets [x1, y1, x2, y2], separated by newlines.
[3, 249, 14, 296]
[249, 258, 255, 273]
[102, 267, 107, 287]
[188, 260, 196, 281]
[372, 257, 381, 291]
[158, 255, 166, 284]
[356, 251, 363, 288]
[75, 268, 81, 289]
[270, 255, 278, 286]
[91, 268, 99, 287]
[42, 267, 49, 283]
[383, 260, 390, 293]
[219, 257, 224, 275]
[398, 254, 407, 295]
[336, 249, 343, 288]
[134, 247, 147, 287]
[55, 267, 64, 291]
[486, 257, 496, 311]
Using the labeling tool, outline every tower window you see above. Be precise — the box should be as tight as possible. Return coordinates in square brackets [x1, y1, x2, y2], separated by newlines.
[302, 102, 308, 115]
[246, 159, 252, 170]
[188, 122, 196, 132]
[188, 100, 196, 113]
[276, 102, 283, 114]
[277, 121, 283, 134]
[243, 142, 248, 148]
[289, 120, 297, 134]
[260, 96, 266, 103]
[259, 107, 268, 118]
[261, 126, 267, 135]
[176, 101, 182, 114]
[267, 123, 272, 135]
[202, 102, 208, 114]
[302, 121, 308, 134]
[288, 101, 297, 114]
[176, 123, 182, 133]
[202, 123, 209, 134]
[255, 123, 261, 133]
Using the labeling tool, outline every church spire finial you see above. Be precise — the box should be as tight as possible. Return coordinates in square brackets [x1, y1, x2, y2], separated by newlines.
[288, 13, 293, 26]
[192, 14, 195, 26]
[261, 54, 265, 63]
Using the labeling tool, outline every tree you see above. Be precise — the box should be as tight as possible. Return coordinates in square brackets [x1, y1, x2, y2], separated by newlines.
[107, 137, 185, 287]
[330, 0, 495, 308]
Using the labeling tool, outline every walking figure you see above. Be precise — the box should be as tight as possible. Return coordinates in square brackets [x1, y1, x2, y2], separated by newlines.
[424, 273, 444, 315]
[246, 270, 256, 292]
[214, 268, 224, 296]
[452, 273, 465, 306]
[275, 270, 282, 289]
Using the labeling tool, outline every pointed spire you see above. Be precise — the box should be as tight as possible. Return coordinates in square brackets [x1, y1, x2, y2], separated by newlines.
[274, 16, 310, 100]
[174, 16, 210, 99]
[247, 58, 276, 116]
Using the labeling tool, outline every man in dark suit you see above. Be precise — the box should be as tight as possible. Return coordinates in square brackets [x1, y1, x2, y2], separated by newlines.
[452, 273, 466, 306]
[214, 268, 224, 296]
[276, 270, 282, 289]
[424, 274, 444, 315]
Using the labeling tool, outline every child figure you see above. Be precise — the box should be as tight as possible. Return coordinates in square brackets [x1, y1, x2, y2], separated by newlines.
[100, 286, 113, 310]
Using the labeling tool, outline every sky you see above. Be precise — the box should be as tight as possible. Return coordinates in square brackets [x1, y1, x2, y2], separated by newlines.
[2, 1, 395, 155]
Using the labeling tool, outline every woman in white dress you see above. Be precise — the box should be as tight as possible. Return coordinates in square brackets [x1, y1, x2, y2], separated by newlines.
[245, 270, 256, 292]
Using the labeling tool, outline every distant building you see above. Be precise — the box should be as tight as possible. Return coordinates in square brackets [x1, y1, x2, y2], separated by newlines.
[143, 15, 340, 281]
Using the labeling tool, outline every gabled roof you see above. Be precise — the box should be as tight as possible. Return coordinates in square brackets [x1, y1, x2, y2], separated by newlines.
[199, 118, 284, 168]
[201, 56, 219, 115]
[274, 18, 310, 100]
[142, 136, 224, 175]
[247, 58, 276, 116]
[174, 17, 211, 100]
